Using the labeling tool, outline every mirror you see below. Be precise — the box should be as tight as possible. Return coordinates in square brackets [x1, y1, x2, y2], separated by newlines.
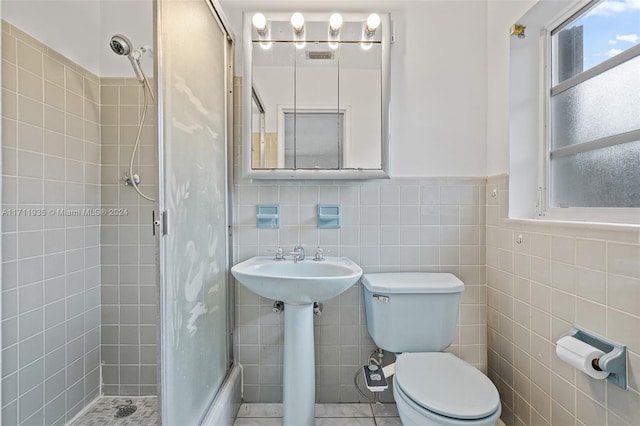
[243, 12, 391, 179]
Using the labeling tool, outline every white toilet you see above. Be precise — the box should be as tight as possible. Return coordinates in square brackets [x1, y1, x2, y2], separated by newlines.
[362, 273, 502, 426]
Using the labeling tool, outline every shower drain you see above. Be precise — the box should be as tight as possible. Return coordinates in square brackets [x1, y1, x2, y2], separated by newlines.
[114, 400, 137, 418]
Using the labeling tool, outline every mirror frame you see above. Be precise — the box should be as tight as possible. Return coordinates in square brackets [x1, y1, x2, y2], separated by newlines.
[242, 12, 391, 179]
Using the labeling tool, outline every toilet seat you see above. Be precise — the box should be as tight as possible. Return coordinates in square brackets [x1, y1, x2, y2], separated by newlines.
[395, 352, 500, 421]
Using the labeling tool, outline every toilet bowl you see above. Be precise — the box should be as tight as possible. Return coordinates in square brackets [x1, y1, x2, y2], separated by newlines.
[393, 353, 501, 426]
[361, 273, 502, 426]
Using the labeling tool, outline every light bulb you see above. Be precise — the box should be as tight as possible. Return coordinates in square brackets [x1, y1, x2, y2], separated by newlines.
[329, 13, 343, 32]
[366, 13, 381, 32]
[291, 12, 305, 32]
[252, 13, 267, 31]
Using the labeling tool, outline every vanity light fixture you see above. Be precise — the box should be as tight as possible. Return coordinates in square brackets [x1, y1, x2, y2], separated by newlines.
[361, 13, 381, 50]
[252, 13, 267, 35]
[328, 13, 343, 50]
[252, 12, 272, 49]
[291, 12, 305, 33]
[366, 13, 381, 35]
[329, 13, 343, 34]
[291, 12, 306, 49]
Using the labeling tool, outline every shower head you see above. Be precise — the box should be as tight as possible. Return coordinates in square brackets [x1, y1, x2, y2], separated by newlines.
[110, 34, 147, 84]
[110, 34, 133, 56]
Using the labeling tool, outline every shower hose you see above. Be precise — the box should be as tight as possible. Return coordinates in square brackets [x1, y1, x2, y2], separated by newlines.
[128, 73, 155, 202]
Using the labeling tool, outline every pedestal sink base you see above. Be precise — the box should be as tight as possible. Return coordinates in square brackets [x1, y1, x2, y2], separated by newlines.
[230, 256, 363, 425]
[282, 303, 315, 426]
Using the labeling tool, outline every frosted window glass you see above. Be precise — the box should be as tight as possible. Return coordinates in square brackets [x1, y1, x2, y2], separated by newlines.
[159, 0, 229, 424]
[284, 112, 343, 168]
[551, 55, 640, 150]
[551, 140, 640, 207]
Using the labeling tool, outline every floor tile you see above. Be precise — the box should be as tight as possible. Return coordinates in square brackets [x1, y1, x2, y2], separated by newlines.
[375, 417, 402, 426]
[315, 403, 373, 418]
[315, 418, 376, 426]
[371, 403, 398, 417]
[237, 403, 283, 418]
[70, 397, 158, 426]
[233, 418, 282, 426]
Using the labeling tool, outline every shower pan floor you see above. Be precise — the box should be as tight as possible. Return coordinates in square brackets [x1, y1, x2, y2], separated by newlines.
[70, 396, 158, 426]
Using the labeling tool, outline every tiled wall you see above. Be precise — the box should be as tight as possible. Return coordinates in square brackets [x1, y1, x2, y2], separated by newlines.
[1, 21, 101, 424]
[232, 78, 488, 403]
[99, 77, 158, 396]
[486, 175, 640, 426]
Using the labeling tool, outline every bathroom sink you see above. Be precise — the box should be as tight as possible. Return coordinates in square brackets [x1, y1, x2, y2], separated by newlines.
[231, 256, 362, 304]
[232, 255, 362, 424]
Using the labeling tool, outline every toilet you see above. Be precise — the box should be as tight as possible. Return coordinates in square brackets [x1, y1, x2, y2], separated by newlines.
[362, 273, 502, 426]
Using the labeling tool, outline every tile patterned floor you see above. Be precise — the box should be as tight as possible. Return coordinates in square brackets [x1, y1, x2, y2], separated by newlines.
[71, 399, 399, 426]
[233, 403, 402, 426]
[70, 397, 158, 426]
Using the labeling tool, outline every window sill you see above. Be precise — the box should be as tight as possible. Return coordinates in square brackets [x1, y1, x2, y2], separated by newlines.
[506, 217, 640, 230]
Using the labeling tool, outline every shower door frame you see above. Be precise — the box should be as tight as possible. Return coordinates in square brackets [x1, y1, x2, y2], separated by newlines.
[154, 0, 235, 423]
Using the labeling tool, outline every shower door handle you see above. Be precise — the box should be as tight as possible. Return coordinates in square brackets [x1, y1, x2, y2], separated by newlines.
[152, 210, 161, 235]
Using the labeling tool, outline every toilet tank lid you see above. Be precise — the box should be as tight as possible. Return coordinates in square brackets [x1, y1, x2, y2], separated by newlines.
[361, 273, 464, 294]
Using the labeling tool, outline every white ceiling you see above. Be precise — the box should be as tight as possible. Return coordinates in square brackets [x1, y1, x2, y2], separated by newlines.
[3, 0, 153, 77]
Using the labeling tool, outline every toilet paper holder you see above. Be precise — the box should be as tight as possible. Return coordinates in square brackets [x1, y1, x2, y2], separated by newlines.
[560, 325, 627, 390]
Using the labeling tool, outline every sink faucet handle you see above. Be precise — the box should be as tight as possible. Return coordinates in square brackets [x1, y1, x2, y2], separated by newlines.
[313, 246, 325, 261]
[274, 247, 285, 261]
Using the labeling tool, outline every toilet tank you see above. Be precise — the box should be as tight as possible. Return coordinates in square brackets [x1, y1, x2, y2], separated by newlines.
[362, 273, 464, 353]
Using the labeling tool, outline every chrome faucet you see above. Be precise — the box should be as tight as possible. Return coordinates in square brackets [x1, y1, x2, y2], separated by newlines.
[291, 245, 305, 263]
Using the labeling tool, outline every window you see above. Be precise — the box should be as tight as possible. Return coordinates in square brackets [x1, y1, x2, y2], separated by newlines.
[547, 0, 640, 210]
[279, 108, 348, 169]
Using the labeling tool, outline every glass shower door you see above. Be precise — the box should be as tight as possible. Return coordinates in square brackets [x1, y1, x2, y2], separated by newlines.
[156, 0, 231, 423]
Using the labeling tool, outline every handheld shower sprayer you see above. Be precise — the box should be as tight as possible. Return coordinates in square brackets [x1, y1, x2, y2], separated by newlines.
[110, 34, 151, 87]
[110, 34, 156, 202]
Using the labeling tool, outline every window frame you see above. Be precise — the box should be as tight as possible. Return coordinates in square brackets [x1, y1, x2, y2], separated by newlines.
[276, 105, 351, 169]
[539, 0, 640, 224]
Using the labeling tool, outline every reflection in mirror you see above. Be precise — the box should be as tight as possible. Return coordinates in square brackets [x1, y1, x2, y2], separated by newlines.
[251, 87, 266, 168]
[339, 42, 381, 169]
[292, 42, 339, 169]
[285, 111, 343, 168]
[243, 12, 391, 179]
[252, 41, 295, 168]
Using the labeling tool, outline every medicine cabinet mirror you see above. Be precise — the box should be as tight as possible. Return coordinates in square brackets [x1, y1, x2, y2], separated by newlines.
[243, 12, 391, 179]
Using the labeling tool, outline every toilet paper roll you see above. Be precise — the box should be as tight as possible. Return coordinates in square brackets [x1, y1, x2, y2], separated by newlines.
[556, 336, 610, 380]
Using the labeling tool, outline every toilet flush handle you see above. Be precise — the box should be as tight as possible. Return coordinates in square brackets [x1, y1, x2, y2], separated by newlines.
[372, 294, 389, 303]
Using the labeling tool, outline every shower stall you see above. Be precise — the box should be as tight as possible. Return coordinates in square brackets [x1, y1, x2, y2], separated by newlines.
[0, 0, 238, 424]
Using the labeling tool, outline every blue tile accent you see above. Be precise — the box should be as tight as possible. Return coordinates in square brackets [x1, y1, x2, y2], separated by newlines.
[256, 204, 280, 229]
[317, 204, 341, 229]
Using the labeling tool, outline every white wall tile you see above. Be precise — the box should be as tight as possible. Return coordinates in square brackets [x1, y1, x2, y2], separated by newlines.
[487, 174, 640, 426]
[233, 176, 487, 403]
[576, 239, 606, 271]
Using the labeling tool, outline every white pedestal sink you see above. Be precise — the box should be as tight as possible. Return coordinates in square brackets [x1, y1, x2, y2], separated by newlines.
[231, 256, 363, 425]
